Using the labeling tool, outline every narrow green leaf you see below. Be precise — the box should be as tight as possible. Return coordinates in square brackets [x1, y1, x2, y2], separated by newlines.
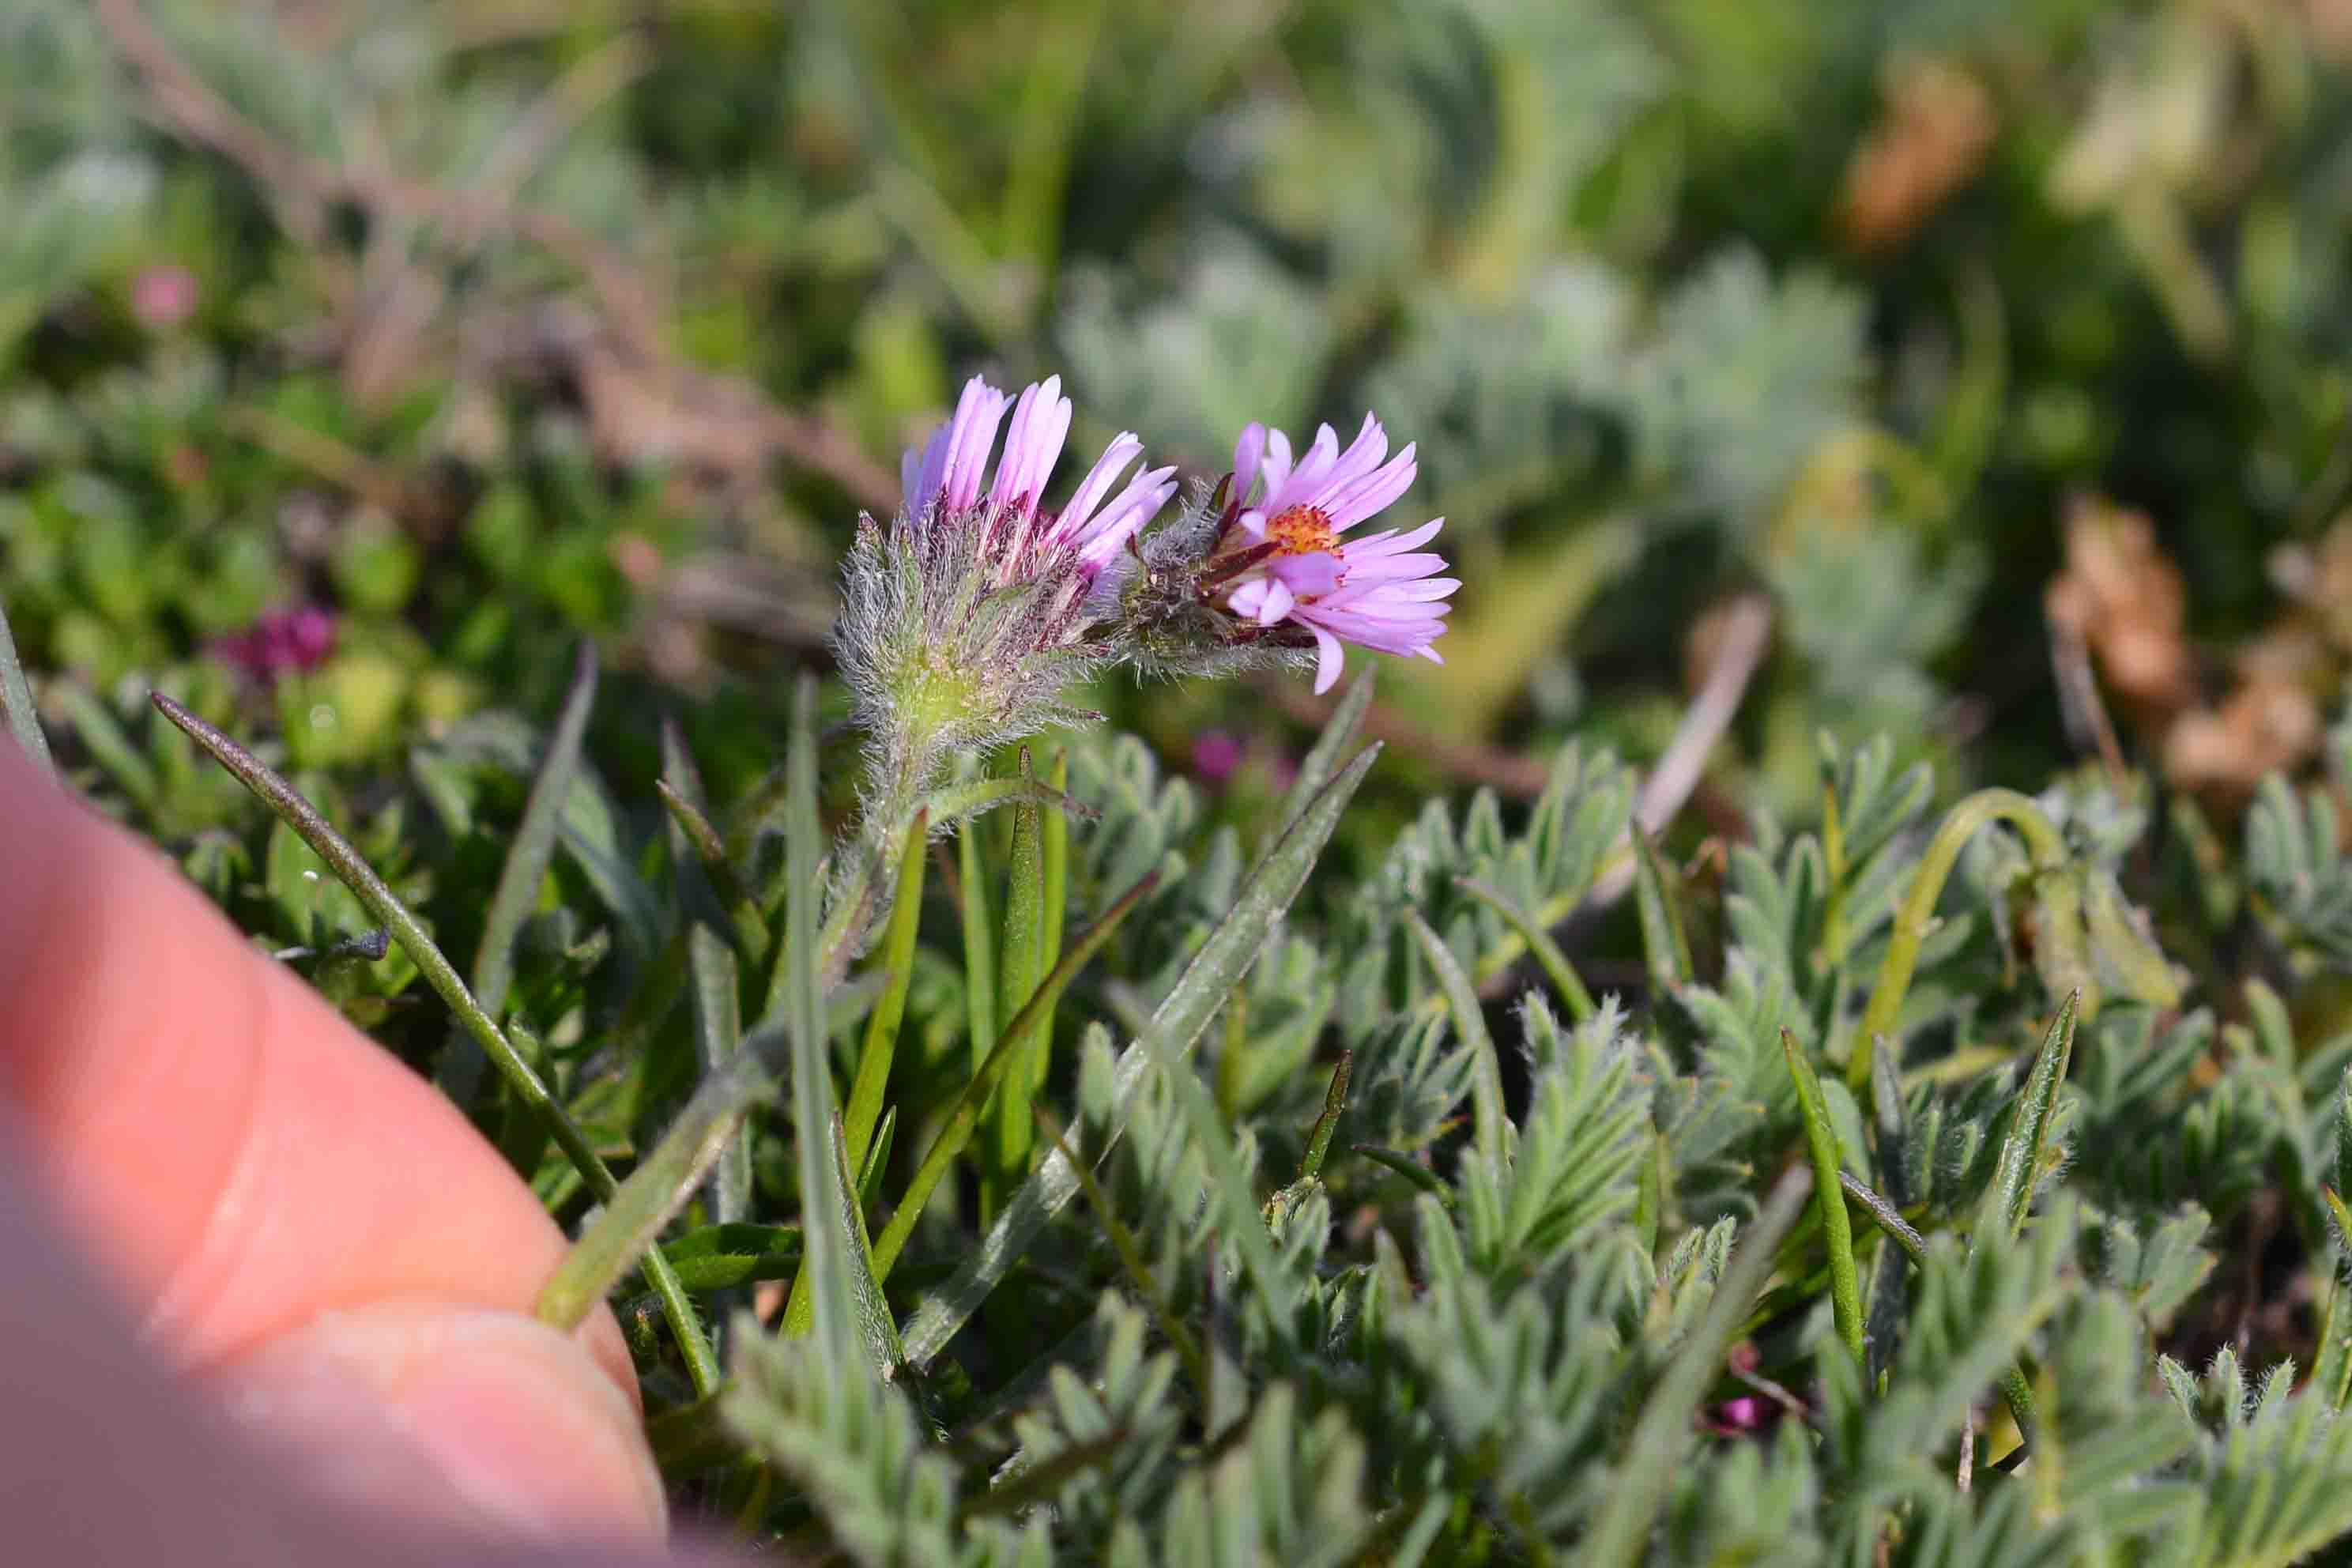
[0, 593, 53, 776]
[1408, 910, 1506, 1170]
[923, 771, 1099, 832]
[1840, 1170, 1928, 1263]
[1585, 1168, 1812, 1568]
[2316, 1242, 2352, 1413]
[1037, 748, 1070, 1113]
[1633, 824, 1695, 993]
[1455, 875, 1596, 1023]
[869, 869, 1160, 1280]
[1300, 1051, 1353, 1181]
[1785, 1029, 1865, 1369]
[831, 1111, 905, 1376]
[1978, 993, 2081, 1244]
[900, 742, 1381, 1367]
[654, 1223, 804, 1291]
[1351, 1145, 1453, 1205]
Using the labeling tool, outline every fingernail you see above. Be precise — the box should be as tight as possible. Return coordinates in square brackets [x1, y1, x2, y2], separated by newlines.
[216, 1302, 666, 1543]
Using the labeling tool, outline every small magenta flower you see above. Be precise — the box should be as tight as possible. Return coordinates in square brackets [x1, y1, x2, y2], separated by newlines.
[130, 263, 200, 330]
[1202, 414, 1457, 693]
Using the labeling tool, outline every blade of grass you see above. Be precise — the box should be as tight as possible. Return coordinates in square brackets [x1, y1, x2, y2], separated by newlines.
[440, 640, 597, 1106]
[960, 806, 998, 1080]
[780, 808, 931, 1337]
[542, 1021, 784, 1343]
[1585, 1167, 1812, 1568]
[657, 777, 767, 960]
[1784, 1028, 1865, 1370]
[901, 742, 1381, 1366]
[151, 692, 719, 1391]
[778, 674, 865, 1363]
[1455, 875, 1596, 1023]
[842, 809, 928, 1171]
[869, 869, 1160, 1280]
[0, 594, 53, 775]
[688, 924, 751, 1225]
[1408, 911, 1506, 1170]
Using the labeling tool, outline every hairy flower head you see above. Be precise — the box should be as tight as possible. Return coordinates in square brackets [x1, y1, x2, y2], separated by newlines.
[838, 375, 1178, 787]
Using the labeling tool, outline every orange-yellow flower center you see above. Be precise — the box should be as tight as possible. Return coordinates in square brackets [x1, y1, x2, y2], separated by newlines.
[1265, 505, 1338, 557]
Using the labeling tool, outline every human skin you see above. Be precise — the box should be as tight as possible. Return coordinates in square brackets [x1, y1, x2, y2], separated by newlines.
[0, 742, 710, 1561]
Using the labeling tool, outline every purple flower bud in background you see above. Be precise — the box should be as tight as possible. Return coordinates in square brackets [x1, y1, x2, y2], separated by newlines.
[1702, 1396, 1768, 1437]
[212, 606, 337, 683]
[130, 264, 200, 330]
[1192, 728, 1245, 782]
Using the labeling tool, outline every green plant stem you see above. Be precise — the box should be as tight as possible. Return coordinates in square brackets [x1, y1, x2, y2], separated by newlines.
[1849, 789, 2067, 1091]
[152, 692, 719, 1393]
[1454, 876, 1596, 1023]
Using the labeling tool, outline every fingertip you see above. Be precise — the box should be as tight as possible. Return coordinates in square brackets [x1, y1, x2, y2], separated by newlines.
[216, 1302, 668, 1544]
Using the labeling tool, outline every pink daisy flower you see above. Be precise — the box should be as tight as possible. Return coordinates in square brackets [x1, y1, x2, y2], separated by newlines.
[900, 374, 1177, 582]
[1204, 413, 1457, 694]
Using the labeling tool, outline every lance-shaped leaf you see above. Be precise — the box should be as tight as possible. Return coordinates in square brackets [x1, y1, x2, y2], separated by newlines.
[1785, 1028, 1864, 1370]
[1977, 993, 2081, 1244]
